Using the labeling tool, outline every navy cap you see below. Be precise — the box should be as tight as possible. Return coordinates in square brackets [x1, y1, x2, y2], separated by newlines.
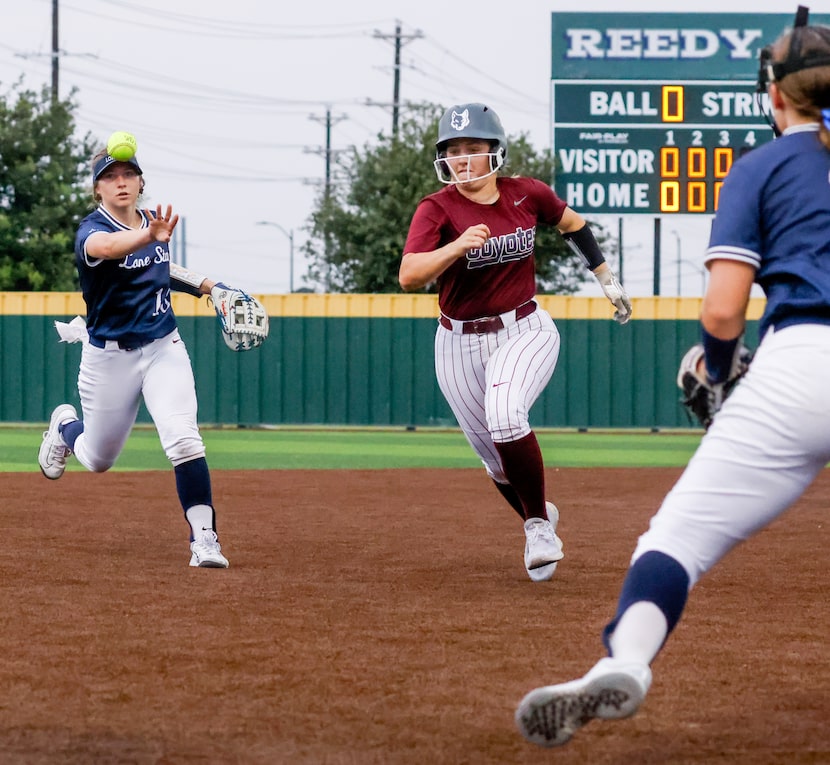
[92, 154, 143, 182]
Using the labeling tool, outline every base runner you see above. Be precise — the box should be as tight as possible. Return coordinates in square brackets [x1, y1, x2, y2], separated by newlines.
[400, 102, 631, 581]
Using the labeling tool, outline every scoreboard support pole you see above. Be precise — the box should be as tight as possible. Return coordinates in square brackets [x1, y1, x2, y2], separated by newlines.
[618, 217, 624, 284]
[653, 218, 661, 296]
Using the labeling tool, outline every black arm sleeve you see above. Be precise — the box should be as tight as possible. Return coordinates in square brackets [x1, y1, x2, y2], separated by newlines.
[170, 277, 204, 297]
[562, 225, 606, 270]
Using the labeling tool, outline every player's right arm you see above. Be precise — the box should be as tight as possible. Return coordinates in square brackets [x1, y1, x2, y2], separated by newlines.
[399, 224, 490, 291]
[85, 205, 178, 260]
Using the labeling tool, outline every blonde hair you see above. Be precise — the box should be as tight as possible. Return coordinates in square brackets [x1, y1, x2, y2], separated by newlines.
[771, 26, 830, 150]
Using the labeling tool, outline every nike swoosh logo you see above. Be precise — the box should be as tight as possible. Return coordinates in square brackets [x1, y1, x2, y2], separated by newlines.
[514, 196, 527, 207]
[492, 381, 510, 388]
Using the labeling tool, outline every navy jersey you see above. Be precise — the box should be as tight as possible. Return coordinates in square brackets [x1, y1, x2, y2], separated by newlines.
[706, 124, 830, 339]
[74, 205, 177, 344]
[403, 177, 567, 319]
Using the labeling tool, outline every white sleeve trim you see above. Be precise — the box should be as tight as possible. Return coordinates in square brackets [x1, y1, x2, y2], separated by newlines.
[704, 246, 760, 269]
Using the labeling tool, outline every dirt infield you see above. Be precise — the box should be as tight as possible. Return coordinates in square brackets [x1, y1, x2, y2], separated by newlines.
[1, 467, 827, 764]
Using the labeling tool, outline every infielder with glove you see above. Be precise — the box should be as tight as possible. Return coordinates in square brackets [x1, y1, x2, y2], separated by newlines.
[400, 102, 630, 582]
[38, 143, 268, 568]
[516, 7, 830, 747]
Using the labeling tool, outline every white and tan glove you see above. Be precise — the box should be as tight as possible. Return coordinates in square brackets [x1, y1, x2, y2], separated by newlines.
[595, 267, 632, 324]
[208, 283, 269, 351]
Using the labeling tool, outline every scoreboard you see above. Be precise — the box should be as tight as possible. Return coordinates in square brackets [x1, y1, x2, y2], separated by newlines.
[552, 80, 772, 215]
[550, 12, 830, 216]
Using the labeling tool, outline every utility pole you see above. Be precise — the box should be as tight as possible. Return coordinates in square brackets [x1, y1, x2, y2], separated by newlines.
[51, 0, 59, 102]
[18, 1, 95, 103]
[306, 108, 346, 291]
[372, 21, 423, 138]
[307, 107, 347, 200]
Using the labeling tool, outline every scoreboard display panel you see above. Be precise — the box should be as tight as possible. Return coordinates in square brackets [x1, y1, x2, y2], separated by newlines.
[552, 80, 772, 215]
[550, 12, 830, 215]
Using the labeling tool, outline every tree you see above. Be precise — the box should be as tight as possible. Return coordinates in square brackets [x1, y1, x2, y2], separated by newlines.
[303, 103, 613, 294]
[0, 81, 96, 290]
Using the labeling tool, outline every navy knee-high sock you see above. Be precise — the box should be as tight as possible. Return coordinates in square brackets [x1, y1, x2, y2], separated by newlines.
[602, 550, 690, 655]
[174, 457, 213, 512]
[60, 420, 84, 450]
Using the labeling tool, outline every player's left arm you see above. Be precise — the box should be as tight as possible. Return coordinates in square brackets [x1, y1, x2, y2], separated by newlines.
[698, 259, 755, 381]
[168, 263, 269, 350]
[677, 258, 755, 428]
[169, 262, 216, 297]
[557, 207, 632, 324]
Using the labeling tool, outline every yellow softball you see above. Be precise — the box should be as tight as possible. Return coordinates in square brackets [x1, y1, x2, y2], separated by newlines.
[106, 131, 137, 161]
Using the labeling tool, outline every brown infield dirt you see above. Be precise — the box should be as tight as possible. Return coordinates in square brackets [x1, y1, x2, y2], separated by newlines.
[0, 467, 827, 765]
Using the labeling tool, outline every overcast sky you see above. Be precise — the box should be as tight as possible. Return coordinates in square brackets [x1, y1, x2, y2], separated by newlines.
[0, 0, 807, 296]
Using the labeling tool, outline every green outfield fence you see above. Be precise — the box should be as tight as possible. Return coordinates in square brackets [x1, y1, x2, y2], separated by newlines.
[0, 293, 763, 429]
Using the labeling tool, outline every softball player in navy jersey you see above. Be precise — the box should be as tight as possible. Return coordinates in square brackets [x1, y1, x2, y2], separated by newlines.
[39, 148, 234, 568]
[400, 103, 631, 582]
[517, 12, 830, 746]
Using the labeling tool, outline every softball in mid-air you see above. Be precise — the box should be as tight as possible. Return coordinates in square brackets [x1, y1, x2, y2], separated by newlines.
[107, 131, 137, 161]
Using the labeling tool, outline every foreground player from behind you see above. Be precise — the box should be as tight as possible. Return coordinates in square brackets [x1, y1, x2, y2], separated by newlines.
[400, 103, 630, 582]
[517, 9, 830, 746]
[38, 144, 264, 567]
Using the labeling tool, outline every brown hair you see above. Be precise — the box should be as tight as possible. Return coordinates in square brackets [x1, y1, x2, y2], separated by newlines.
[91, 148, 145, 203]
[771, 26, 830, 149]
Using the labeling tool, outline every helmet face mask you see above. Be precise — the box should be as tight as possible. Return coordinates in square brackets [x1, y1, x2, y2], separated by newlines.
[434, 103, 507, 185]
[433, 145, 506, 184]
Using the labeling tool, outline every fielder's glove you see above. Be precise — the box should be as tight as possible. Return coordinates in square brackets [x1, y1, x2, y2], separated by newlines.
[209, 283, 269, 352]
[595, 268, 632, 324]
[677, 343, 753, 429]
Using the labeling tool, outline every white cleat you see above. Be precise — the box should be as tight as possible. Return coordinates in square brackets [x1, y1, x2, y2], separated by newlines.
[38, 404, 78, 480]
[189, 528, 229, 568]
[524, 503, 564, 579]
[515, 657, 652, 748]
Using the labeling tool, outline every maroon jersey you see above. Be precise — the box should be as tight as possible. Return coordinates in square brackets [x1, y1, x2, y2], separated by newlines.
[403, 176, 567, 320]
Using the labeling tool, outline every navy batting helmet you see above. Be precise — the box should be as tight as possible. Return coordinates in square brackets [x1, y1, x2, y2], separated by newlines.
[434, 103, 507, 184]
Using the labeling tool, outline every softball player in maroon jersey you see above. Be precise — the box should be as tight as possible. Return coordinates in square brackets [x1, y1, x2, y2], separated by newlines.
[400, 103, 631, 581]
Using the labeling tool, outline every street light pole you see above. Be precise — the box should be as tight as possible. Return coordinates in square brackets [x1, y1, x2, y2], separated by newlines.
[671, 229, 681, 296]
[678, 259, 707, 295]
[256, 221, 295, 293]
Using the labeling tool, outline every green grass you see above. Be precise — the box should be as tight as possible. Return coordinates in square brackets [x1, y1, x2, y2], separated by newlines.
[9, 425, 702, 472]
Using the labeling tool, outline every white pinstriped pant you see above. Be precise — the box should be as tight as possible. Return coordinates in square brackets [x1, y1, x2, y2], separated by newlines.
[434, 304, 560, 482]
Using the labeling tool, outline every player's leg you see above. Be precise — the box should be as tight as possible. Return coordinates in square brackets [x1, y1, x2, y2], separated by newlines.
[68, 344, 143, 472]
[434, 319, 562, 580]
[517, 324, 830, 746]
[434, 324, 501, 475]
[485, 310, 562, 575]
[141, 332, 227, 568]
[485, 309, 560, 517]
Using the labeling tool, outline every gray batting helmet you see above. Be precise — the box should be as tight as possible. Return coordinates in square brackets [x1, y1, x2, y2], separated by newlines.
[434, 103, 507, 183]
